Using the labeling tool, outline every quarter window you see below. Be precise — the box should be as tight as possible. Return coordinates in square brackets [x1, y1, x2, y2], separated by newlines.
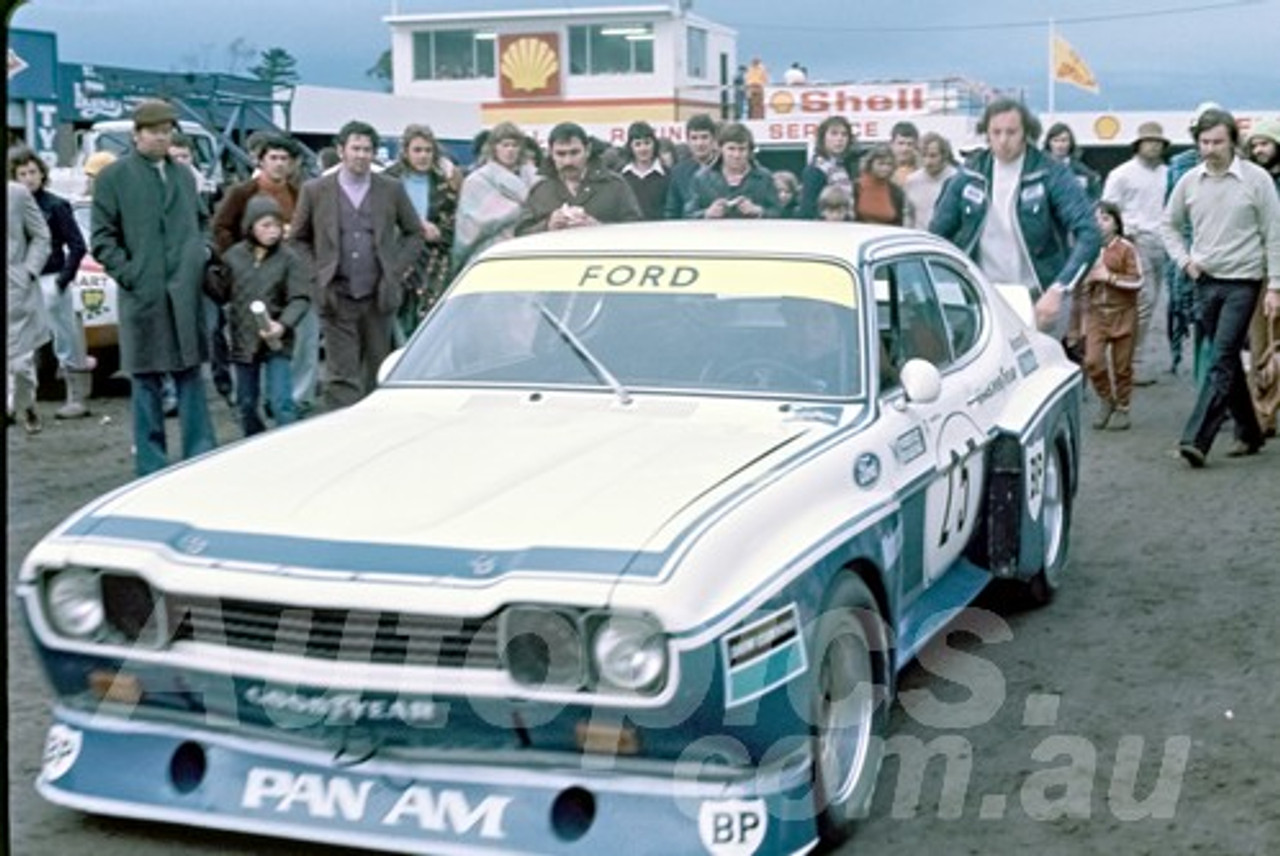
[927, 260, 985, 359]
[568, 23, 655, 75]
[874, 258, 953, 388]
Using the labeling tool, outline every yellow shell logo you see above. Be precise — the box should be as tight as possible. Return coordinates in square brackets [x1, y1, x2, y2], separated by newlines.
[769, 90, 795, 115]
[1094, 115, 1121, 141]
[501, 37, 559, 92]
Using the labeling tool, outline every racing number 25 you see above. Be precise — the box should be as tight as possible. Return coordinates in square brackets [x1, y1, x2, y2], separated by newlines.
[938, 450, 971, 547]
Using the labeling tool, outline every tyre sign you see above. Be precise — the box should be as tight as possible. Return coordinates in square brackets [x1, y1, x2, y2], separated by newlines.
[1025, 437, 1046, 521]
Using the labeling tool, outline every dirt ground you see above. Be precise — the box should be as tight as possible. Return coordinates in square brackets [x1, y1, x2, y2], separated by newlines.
[7, 368, 1279, 855]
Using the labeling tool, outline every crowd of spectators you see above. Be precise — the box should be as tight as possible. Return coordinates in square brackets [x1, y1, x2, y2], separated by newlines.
[8, 95, 1279, 476]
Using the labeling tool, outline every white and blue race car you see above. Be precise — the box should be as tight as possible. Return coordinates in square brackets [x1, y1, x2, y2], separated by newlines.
[19, 221, 1080, 855]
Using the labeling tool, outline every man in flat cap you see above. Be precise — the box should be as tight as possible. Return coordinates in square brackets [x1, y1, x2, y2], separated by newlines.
[1103, 120, 1171, 384]
[90, 98, 217, 475]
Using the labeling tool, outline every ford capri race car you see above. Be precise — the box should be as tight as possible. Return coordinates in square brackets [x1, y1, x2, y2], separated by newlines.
[20, 221, 1080, 855]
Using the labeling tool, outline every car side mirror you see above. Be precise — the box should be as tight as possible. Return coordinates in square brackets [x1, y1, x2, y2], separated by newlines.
[899, 358, 942, 404]
[376, 347, 405, 385]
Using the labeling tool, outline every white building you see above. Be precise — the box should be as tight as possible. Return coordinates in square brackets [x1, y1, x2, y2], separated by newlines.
[385, 3, 736, 128]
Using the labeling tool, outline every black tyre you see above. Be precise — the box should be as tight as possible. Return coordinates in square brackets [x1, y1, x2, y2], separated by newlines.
[808, 574, 890, 845]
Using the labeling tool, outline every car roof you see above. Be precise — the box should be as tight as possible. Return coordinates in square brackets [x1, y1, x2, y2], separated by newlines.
[478, 220, 958, 265]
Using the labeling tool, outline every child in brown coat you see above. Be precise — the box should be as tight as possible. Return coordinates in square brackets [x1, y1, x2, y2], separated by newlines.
[1083, 201, 1143, 429]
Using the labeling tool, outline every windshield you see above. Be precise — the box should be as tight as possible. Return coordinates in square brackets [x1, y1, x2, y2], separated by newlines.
[389, 256, 865, 399]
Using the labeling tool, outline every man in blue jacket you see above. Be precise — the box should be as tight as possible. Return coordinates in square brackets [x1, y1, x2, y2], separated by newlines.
[930, 98, 1100, 333]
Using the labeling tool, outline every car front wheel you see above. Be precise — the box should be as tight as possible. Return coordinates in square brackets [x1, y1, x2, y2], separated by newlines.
[808, 574, 890, 845]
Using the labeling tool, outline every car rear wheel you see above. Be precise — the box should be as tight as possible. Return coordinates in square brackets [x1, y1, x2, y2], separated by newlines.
[809, 575, 889, 845]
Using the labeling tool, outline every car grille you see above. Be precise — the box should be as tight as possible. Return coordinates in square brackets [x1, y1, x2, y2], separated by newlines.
[166, 594, 502, 670]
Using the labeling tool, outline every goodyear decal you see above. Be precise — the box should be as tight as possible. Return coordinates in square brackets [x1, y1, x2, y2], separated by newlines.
[453, 257, 858, 308]
[721, 604, 807, 707]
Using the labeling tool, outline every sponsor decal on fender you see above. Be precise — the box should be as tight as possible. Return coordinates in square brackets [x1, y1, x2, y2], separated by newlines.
[698, 798, 768, 855]
[40, 724, 82, 783]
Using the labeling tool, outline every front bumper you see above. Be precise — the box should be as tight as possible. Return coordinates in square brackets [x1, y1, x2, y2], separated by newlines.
[39, 705, 820, 855]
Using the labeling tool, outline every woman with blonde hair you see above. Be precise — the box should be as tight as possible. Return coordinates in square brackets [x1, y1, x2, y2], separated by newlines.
[451, 122, 540, 273]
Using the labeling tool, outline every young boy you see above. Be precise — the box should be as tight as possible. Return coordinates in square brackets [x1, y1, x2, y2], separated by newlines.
[204, 196, 310, 436]
[817, 185, 853, 222]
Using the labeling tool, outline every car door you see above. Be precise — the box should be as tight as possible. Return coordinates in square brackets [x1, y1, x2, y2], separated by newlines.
[875, 256, 987, 592]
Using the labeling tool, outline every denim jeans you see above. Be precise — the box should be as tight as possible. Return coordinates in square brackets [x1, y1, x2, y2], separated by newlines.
[205, 295, 233, 396]
[131, 365, 217, 477]
[233, 354, 296, 437]
[291, 306, 320, 411]
[39, 273, 88, 370]
[1180, 278, 1264, 454]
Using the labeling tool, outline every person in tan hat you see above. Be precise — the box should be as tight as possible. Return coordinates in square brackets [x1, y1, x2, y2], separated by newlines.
[1102, 120, 1171, 385]
[89, 96, 217, 475]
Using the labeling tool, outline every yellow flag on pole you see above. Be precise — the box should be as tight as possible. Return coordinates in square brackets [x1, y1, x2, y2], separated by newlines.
[1052, 34, 1099, 94]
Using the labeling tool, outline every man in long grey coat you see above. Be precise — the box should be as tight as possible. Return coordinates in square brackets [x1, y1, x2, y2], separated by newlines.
[91, 99, 216, 475]
[8, 180, 52, 434]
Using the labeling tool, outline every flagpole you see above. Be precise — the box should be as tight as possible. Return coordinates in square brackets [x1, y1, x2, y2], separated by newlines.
[1047, 18, 1055, 120]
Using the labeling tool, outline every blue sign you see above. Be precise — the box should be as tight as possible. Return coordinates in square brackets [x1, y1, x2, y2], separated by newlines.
[9, 29, 59, 100]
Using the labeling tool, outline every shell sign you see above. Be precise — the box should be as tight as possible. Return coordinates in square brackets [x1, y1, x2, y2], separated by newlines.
[499, 33, 561, 99]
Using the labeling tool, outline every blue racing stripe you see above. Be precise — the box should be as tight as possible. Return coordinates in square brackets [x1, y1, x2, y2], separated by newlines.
[63, 515, 666, 579]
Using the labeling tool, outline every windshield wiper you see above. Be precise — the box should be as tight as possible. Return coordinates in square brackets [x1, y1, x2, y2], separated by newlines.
[534, 300, 632, 405]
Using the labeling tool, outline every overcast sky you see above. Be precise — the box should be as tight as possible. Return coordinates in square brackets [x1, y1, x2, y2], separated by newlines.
[11, 0, 1279, 112]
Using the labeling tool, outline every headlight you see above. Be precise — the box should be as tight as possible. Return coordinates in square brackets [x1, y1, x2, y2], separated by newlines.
[45, 568, 106, 639]
[591, 615, 667, 692]
[499, 607, 585, 688]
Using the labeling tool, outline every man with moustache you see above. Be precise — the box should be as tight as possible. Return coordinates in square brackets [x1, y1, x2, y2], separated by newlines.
[515, 122, 641, 234]
[1163, 108, 1280, 466]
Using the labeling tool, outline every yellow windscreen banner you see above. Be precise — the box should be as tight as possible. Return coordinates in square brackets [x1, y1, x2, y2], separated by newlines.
[453, 257, 859, 308]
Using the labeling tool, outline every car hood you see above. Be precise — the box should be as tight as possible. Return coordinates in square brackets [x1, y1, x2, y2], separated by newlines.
[76, 391, 842, 583]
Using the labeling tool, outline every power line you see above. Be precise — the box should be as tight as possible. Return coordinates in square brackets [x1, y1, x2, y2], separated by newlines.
[726, 0, 1264, 34]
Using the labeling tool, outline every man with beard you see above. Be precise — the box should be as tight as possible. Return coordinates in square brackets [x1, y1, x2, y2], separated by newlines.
[1248, 120, 1280, 193]
[1245, 119, 1280, 436]
[515, 122, 641, 234]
